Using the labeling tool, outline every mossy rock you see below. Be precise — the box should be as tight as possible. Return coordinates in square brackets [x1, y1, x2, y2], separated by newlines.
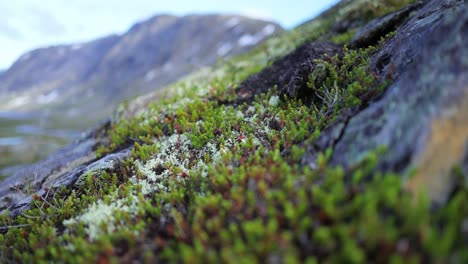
[0, 0, 467, 263]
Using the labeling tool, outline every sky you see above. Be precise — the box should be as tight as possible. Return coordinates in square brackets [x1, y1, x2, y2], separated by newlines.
[0, 0, 340, 69]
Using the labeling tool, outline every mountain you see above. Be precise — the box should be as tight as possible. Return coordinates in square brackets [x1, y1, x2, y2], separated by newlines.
[0, 14, 282, 122]
[1, 0, 467, 262]
[0, 14, 282, 178]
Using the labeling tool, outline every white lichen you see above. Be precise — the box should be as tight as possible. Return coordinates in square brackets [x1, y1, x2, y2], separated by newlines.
[268, 95, 279, 107]
[63, 197, 138, 241]
[64, 88, 284, 243]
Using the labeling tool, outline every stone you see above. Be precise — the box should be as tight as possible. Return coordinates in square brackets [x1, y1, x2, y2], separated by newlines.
[349, 1, 423, 49]
[235, 42, 342, 104]
[304, 0, 467, 204]
[0, 121, 132, 216]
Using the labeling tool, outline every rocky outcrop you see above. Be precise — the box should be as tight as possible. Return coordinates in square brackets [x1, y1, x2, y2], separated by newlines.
[1, 0, 465, 215]
[0, 0, 467, 262]
[0, 121, 132, 216]
[236, 42, 342, 103]
[305, 0, 467, 204]
[218, 0, 467, 205]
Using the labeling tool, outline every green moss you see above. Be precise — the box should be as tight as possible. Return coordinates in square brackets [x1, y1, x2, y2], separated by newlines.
[341, 0, 417, 23]
[329, 29, 357, 45]
[3, 87, 467, 262]
[1, 0, 466, 263]
[307, 40, 393, 119]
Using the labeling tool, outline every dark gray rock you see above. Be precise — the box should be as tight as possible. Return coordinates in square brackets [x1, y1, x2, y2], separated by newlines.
[0, 120, 131, 216]
[235, 42, 341, 104]
[349, 1, 423, 48]
[304, 0, 467, 204]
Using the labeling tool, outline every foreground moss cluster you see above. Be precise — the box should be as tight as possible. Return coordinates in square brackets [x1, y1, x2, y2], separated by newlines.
[1, 0, 467, 263]
[2, 90, 467, 262]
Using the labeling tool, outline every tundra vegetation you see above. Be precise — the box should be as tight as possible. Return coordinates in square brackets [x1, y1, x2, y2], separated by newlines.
[1, 0, 467, 263]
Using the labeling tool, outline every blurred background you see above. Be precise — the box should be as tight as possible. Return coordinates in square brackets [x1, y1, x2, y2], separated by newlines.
[0, 0, 339, 179]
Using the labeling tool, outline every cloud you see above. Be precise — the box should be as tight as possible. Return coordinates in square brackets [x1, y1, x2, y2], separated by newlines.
[240, 8, 273, 20]
[25, 6, 67, 37]
[0, 2, 23, 40]
[0, 4, 66, 41]
[0, 22, 23, 40]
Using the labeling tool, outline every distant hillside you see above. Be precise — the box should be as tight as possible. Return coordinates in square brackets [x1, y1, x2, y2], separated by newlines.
[0, 14, 281, 178]
[0, 14, 282, 124]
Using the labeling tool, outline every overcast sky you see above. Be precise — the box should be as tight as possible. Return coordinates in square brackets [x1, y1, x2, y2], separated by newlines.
[0, 0, 339, 69]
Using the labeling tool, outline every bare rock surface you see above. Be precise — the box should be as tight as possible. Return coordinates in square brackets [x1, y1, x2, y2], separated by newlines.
[305, 0, 467, 204]
[235, 42, 342, 103]
[0, 121, 131, 216]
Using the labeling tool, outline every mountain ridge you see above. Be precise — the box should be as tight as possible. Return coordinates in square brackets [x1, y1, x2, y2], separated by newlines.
[0, 13, 282, 178]
[0, 14, 282, 116]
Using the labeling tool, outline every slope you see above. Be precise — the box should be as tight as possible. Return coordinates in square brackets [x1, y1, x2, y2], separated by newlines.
[0, 14, 282, 178]
[0, 0, 467, 262]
